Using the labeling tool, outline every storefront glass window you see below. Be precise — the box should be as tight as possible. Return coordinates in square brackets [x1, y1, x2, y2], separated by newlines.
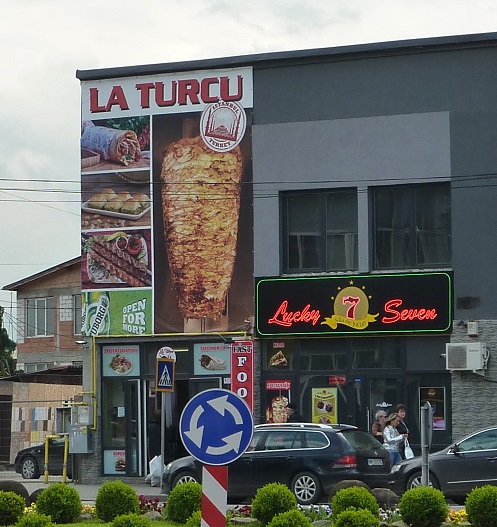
[102, 380, 126, 449]
[351, 339, 402, 369]
[300, 340, 347, 371]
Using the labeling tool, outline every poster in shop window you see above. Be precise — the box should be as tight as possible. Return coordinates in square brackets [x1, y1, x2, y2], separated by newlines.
[311, 388, 337, 424]
[265, 380, 291, 423]
[420, 387, 446, 430]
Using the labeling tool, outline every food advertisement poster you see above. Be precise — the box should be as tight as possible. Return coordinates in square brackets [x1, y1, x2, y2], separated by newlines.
[194, 343, 230, 375]
[420, 387, 446, 430]
[82, 290, 152, 336]
[102, 345, 140, 377]
[311, 388, 337, 424]
[79, 68, 254, 336]
[267, 341, 293, 369]
[103, 450, 126, 475]
[265, 380, 291, 423]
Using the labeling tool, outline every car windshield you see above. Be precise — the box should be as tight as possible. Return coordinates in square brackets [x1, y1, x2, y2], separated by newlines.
[339, 430, 383, 449]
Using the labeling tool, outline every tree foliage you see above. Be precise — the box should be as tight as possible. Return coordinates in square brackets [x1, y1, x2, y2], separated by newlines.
[0, 307, 16, 377]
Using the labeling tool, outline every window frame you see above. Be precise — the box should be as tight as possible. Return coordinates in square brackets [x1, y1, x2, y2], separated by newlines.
[282, 189, 358, 273]
[26, 297, 54, 337]
[73, 294, 82, 335]
[372, 183, 451, 270]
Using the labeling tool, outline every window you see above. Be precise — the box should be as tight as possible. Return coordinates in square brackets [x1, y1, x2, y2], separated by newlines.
[284, 190, 358, 272]
[73, 294, 82, 335]
[26, 297, 54, 337]
[374, 184, 451, 269]
[458, 429, 497, 452]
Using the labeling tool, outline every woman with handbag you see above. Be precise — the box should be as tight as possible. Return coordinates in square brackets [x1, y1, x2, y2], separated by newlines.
[383, 413, 408, 466]
[395, 404, 409, 459]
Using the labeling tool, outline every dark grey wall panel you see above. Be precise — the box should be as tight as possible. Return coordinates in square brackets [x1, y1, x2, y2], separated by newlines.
[253, 47, 497, 124]
[253, 113, 450, 277]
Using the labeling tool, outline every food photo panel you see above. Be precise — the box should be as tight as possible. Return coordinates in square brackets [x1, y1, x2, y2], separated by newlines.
[81, 116, 150, 172]
[81, 228, 152, 289]
[81, 171, 151, 230]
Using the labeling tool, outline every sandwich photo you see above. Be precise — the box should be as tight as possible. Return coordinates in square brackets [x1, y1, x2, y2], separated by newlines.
[269, 350, 288, 368]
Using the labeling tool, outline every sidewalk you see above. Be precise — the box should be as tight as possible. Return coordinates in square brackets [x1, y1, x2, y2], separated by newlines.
[0, 468, 165, 504]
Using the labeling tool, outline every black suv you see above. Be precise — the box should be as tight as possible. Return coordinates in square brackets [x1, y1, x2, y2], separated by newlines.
[162, 422, 390, 504]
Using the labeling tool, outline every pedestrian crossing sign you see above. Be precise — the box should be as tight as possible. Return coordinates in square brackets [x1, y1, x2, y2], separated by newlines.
[156, 358, 175, 392]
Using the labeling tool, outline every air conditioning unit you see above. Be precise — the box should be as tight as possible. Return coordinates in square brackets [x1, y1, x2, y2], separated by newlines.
[446, 342, 487, 371]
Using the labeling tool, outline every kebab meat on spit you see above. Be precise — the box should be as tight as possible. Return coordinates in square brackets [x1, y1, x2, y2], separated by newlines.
[160, 136, 243, 319]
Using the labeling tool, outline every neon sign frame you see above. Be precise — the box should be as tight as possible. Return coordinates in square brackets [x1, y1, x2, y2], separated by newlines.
[255, 272, 453, 337]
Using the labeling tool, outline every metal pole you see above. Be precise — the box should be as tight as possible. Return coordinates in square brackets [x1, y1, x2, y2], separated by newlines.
[420, 401, 431, 486]
[160, 392, 166, 486]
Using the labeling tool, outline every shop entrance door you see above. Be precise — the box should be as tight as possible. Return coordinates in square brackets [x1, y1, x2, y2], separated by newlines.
[349, 377, 403, 431]
[189, 377, 222, 397]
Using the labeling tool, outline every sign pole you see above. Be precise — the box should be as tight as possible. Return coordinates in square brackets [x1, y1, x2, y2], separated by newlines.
[201, 465, 228, 527]
[160, 391, 166, 486]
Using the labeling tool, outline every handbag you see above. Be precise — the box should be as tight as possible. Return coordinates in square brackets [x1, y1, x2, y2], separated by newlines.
[404, 438, 414, 459]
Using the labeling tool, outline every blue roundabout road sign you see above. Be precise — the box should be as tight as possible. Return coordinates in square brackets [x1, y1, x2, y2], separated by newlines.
[179, 388, 254, 465]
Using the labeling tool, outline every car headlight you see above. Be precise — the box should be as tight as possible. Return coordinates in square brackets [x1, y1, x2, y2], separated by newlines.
[391, 464, 402, 473]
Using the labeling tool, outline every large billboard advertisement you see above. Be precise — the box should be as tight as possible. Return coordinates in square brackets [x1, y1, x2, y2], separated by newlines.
[80, 68, 253, 336]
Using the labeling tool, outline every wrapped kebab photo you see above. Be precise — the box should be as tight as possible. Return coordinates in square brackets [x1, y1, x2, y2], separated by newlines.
[199, 354, 226, 371]
[161, 136, 243, 319]
[81, 121, 142, 166]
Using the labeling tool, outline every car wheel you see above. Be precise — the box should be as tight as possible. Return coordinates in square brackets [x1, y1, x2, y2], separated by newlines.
[406, 471, 439, 491]
[291, 471, 322, 505]
[21, 456, 40, 480]
[171, 471, 198, 488]
[451, 496, 466, 506]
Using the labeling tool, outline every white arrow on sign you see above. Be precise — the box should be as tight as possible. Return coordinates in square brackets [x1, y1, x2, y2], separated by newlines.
[184, 405, 205, 447]
[208, 395, 243, 424]
[206, 431, 243, 455]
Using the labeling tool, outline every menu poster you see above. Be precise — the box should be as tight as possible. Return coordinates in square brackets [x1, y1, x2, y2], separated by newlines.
[420, 387, 446, 430]
[265, 380, 291, 423]
[103, 449, 126, 475]
[311, 388, 337, 424]
[193, 343, 230, 376]
[102, 345, 140, 377]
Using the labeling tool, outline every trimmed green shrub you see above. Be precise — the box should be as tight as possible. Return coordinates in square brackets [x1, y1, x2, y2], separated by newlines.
[465, 485, 497, 527]
[0, 480, 30, 504]
[185, 510, 201, 527]
[251, 482, 297, 526]
[0, 490, 26, 526]
[266, 509, 312, 527]
[15, 513, 54, 527]
[112, 513, 152, 527]
[334, 507, 380, 527]
[329, 479, 371, 499]
[35, 483, 82, 524]
[331, 486, 379, 520]
[95, 480, 139, 522]
[164, 481, 202, 524]
[399, 486, 448, 527]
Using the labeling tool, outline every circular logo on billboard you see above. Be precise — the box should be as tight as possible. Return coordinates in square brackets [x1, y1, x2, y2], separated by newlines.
[200, 100, 247, 152]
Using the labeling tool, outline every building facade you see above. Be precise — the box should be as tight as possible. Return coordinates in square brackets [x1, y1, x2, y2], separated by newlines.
[71, 32, 497, 481]
[2, 258, 83, 463]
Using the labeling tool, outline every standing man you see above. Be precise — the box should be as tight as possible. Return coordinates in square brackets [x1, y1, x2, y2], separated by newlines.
[286, 402, 306, 422]
[395, 404, 409, 459]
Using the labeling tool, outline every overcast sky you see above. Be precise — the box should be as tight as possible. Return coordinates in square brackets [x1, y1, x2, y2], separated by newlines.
[1, 0, 496, 336]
